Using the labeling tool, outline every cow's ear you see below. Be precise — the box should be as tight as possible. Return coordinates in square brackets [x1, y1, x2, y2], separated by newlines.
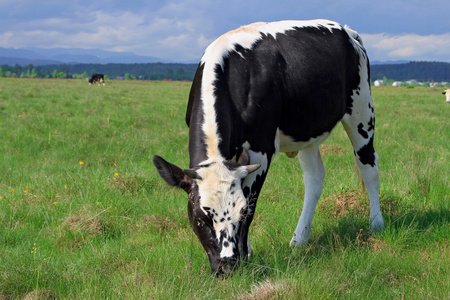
[153, 155, 193, 192]
[237, 148, 251, 165]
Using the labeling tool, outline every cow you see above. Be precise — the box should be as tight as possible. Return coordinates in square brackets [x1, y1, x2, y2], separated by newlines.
[153, 19, 385, 276]
[89, 73, 105, 86]
[443, 89, 450, 103]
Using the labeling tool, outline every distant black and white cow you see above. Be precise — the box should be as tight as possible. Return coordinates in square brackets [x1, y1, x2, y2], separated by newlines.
[89, 73, 105, 86]
[153, 19, 385, 275]
[443, 89, 450, 103]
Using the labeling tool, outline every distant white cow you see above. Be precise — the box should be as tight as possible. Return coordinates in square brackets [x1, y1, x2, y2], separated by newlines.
[443, 89, 450, 103]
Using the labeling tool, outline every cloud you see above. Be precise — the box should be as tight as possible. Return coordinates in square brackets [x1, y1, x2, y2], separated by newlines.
[0, 6, 213, 61]
[362, 33, 450, 62]
[0, 0, 449, 62]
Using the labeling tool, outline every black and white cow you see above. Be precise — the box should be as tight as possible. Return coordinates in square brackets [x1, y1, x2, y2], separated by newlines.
[89, 73, 105, 86]
[443, 89, 450, 103]
[153, 19, 385, 275]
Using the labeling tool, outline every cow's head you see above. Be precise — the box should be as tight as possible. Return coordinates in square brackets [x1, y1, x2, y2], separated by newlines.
[153, 151, 260, 276]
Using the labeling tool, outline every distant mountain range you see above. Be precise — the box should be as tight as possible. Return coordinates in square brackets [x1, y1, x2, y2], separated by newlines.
[0, 47, 416, 67]
[1, 47, 449, 82]
[370, 60, 409, 65]
[0, 47, 172, 65]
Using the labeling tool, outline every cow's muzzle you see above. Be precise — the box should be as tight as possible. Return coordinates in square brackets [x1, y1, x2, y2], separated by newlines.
[211, 257, 239, 277]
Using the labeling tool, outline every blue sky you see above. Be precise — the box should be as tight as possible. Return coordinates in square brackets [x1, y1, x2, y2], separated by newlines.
[0, 0, 449, 62]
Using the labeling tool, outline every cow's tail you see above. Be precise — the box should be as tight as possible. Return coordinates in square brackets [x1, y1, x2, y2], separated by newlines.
[354, 160, 366, 194]
[344, 25, 364, 47]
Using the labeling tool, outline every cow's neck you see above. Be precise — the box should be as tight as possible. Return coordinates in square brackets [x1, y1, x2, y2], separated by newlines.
[188, 99, 242, 168]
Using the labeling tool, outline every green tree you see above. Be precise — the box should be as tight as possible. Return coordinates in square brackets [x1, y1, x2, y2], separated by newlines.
[57, 71, 67, 78]
[125, 73, 136, 80]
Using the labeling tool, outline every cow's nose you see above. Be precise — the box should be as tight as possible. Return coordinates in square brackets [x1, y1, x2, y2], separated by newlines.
[212, 258, 238, 277]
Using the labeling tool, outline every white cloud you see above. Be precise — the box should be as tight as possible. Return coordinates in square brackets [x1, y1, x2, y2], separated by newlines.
[0, 7, 213, 61]
[362, 33, 450, 62]
[0, 0, 449, 62]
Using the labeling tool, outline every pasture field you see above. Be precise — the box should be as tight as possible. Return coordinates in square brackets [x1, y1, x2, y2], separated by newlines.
[0, 78, 448, 299]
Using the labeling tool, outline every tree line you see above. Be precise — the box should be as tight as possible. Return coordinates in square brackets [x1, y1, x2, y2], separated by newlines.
[0, 63, 199, 81]
[0, 61, 449, 82]
[370, 61, 450, 82]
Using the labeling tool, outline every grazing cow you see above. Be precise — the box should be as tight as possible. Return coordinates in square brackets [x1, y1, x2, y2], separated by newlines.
[443, 89, 450, 103]
[89, 73, 105, 86]
[153, 19, 385, 275]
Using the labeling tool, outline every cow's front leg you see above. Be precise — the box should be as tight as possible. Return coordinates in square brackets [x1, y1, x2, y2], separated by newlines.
[239, 147, 271, 256]
[240, 184, 264, 258]
[290, 147, 325, 246]
[238, 201, 256, 258]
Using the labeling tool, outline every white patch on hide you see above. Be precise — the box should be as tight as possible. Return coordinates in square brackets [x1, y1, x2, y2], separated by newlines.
[196, 162, 249, 258]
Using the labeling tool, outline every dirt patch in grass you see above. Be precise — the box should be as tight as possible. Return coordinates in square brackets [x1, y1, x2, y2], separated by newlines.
[22, 289, 56, 300]
[320, 145, 345, 156]
[58, 205, 107, 249]
[368, 237, 390, 251]
[110, 176, 153, 193]
[63, 214, 104, 236]
[319, 189, 369, 218]
[238, 280, 290, 300]
[379, 195, 405, 216]
[140, 214, 177, 232]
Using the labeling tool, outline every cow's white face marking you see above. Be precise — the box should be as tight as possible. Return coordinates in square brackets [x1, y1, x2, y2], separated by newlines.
[195, 162, 250, 258]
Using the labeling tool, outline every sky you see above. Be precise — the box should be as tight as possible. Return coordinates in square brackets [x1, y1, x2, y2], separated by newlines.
[0, 0, 449, 62]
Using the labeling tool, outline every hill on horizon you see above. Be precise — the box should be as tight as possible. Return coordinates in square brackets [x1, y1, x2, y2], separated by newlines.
[0, 47, 173, 65]
[0, 47, 449, 82]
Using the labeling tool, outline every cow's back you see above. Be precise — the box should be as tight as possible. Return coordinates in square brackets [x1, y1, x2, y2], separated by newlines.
[224, 25, 363, 142]
[187, 20, 369, 161]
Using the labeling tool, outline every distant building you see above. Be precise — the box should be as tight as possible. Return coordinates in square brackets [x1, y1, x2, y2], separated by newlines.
[374, 79, 383, 87]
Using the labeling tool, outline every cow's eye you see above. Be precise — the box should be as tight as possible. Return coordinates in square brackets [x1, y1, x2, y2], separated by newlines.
[197, 216, 213, 228]
[197, 219, 205, 227]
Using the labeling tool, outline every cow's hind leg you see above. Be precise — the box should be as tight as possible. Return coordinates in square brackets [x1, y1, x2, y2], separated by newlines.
[290, 146, 325, 246]
[341, 102, 385, 232]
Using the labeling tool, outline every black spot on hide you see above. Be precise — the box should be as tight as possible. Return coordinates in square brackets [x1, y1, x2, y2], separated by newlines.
[368, 117, 374, 132]
[357, 123, 369, 139]
[357, 136, 376, 167]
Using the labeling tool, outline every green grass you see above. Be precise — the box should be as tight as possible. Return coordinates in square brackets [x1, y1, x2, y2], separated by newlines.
[0, 79, 448, 299]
